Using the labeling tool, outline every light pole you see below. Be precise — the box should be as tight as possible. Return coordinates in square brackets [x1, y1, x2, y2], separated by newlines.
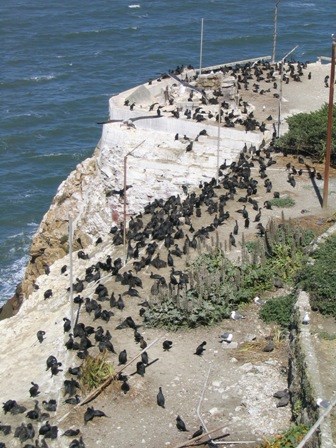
[199, 18, 204, 75]
[272, 1, 280, 64]
[123, 140, 146, 262]
[216, 100, 222, 185]
[277, 45, 299, 137]
[323, 34, 336, 209]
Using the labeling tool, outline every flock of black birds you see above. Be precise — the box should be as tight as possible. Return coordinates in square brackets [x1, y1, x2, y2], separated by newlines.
[119, 59, 314, 157]
[1, 59, 323, 448]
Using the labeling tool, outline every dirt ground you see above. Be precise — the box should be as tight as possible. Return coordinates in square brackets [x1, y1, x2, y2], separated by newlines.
[53, 150, 336, 448]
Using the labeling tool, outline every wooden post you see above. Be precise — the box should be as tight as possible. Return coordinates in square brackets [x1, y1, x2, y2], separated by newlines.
[323, 37, 336, 209]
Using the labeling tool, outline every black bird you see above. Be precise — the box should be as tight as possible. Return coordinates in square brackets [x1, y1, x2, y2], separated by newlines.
[141, 351, 149, 365]
[14, 422, 35, 443]
[0, 425, 11, 436]
[192, 426, 204, 438]
[167, 251, 174, 267]
[63, 317, 71, 333]
[37, 330, 46, 343]
[69, 436, 86, 448]
[42, 399, 57, 412]
[63, 379, 80, 397]
[26, 400, 40, 420]
[244, 217, 250, 228]
[62, 428, 80, 437]
[29, 382, 40, 397]
[116, 294, 125, 311]
[84, 407, 108, 424]
[176, 415, 188, 432]
[3, 400, 26, 415]
[68, 366, 81, 376]
[194, 341, 206, 356]
[233, 220, 239, 235]
[118, 350, 127, 365]
[136, 361, 146, 377]
[44, 288, 52, 299]
[157, 387, 165, 408]
[121, 379, 130, 394]
[229, 232, 236, 247]
[254, 208, 262, 222]
[163, 340, 173, 351]
[64, 395, 81, 405]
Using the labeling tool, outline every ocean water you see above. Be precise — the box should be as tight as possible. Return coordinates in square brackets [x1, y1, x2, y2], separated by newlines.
[0, 0, 334, 304]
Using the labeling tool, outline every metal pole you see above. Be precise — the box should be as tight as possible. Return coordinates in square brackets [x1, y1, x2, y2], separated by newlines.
[323, 37, 336, 209]
[199, 18, 204, 75]
[68, 216, 74, 324]
[216, 101, 221, 184]
[122, 139, 146, 263]
[123, 155, 127, 262]
[277, 45, 299, 137]
[272, 1, 280, 64]
[295, 395, 336, 448]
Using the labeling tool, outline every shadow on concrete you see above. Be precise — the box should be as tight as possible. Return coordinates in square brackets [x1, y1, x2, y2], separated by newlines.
[305, 164, 323, 206]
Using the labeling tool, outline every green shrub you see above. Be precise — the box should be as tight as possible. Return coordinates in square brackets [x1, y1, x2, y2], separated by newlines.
[259, 293, 296, 328]
[259, 424, 309, 448]
[297, 234, 336, 317]
[145, 222, 315, 330]
[275, 103, 336, 163]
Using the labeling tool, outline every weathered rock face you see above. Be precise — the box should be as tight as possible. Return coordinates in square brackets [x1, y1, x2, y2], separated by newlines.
[15, 72, 267, 303]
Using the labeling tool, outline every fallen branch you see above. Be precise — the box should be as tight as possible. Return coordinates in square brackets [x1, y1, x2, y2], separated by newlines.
[80, 335, 163, 405]
[171, 426, 229, 448]
[57, 335, 163, 423]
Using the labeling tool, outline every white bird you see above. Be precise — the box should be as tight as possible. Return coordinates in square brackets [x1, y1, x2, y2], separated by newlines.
[219, 332, 233, 343]
[316, 398, 330, 409]
[254, 296, 266, 306]
[231, 310, 245, 320]
[302, 312, 310, 325]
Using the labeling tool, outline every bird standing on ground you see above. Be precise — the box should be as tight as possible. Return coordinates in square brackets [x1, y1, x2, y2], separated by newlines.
[37, 330, 46, 343]
[176, 415, 188, 431]
[194, 341, 207, 356]
[157, 387, 165, 408]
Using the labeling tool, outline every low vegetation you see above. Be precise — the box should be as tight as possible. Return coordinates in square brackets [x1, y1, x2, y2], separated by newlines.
[144, 220, 315, 330]
[275, 103, 336, 164]
[80, 353, 114, 391]
[259, 424, 309, 448]
[270, 196, 295, 208]
[259, 293, 296, 328]
[297, 234, 336, 318]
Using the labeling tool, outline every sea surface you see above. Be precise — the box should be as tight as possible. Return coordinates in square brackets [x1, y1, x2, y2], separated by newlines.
[0, 0, 334, 304]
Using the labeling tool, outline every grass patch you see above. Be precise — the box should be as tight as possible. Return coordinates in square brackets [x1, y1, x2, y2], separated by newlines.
[270, 196, 295, 208]
[318, 331, 336, 341]
[80, 353, 114, 392]
[259, 424, 309, 448]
